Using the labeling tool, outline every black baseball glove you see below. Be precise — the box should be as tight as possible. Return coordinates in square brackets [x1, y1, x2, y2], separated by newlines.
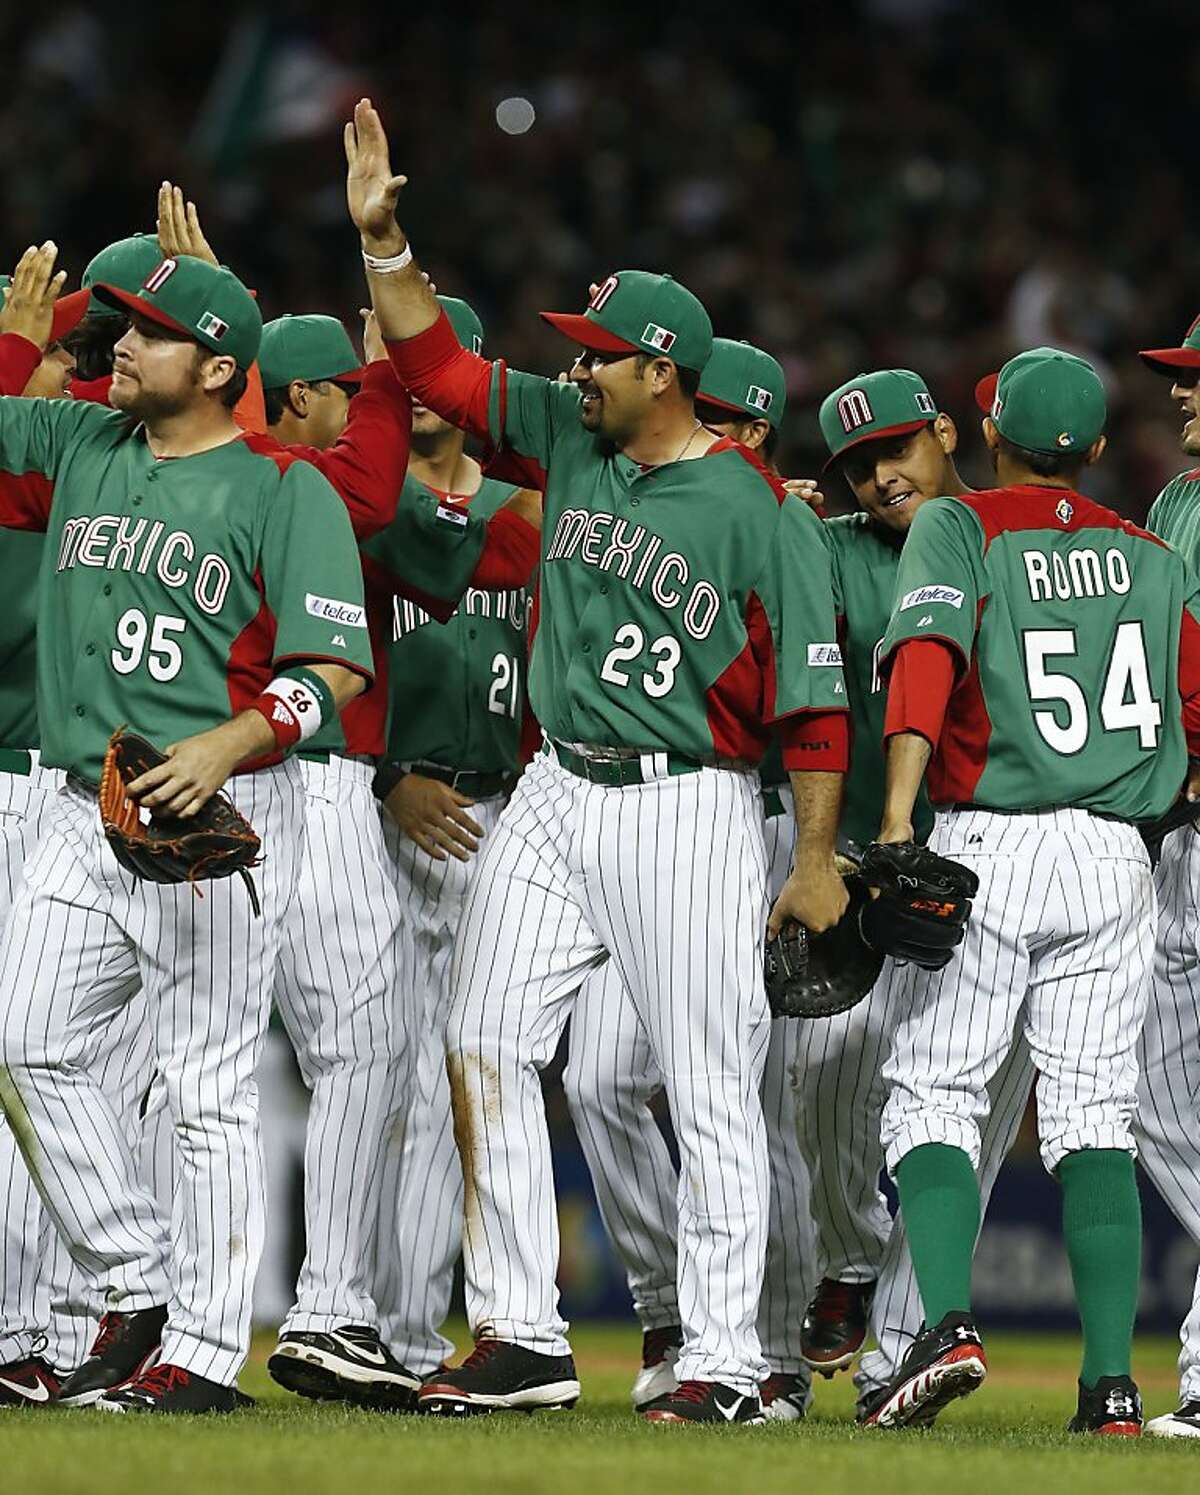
[99, 729, 263, 914]
[764, 851, 884, 1018]
[857, 840, 978, 971]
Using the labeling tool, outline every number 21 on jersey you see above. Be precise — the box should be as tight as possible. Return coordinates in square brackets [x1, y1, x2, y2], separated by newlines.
[1022, 622, 1161, 754]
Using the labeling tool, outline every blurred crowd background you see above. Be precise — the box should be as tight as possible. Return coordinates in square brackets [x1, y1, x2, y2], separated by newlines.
[2, 0, 1197, 516]
[5, 0, 1198, 1328]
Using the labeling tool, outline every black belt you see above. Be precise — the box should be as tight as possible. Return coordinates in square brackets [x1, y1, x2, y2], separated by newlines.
[545, 740, 703, 787]
[407, 762, 517, 798]
[762, 786, 787, 817]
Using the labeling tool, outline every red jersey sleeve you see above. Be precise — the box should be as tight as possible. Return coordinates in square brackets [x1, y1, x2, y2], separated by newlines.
[779, 710, 849, 773]
[385, 311, 493, 442]
[470, 506, 540, 590]
[1178, 607, 1200, 758]
[286, 363, 412, 541]
[884, 639, 958, 747]
[0, 335, 41, 397]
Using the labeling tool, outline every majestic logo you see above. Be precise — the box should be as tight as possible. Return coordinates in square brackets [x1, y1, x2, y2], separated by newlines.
[917, 614, 934, 627]
[197, 311, 228, 342]
[142, 258, 177, 295]
[915, 391, 936, 415]
[304, 593, 366, 628]
[642, 323, 676, 353]
[807, 643, 843, 667]
[836, 388, 874, 434]
[746, 385, 773, 412]
[588, 275, 620, 312]
[1055, 497, 1074, 524]
[900, 584, 964, 610]
[331, 633, 347, 647]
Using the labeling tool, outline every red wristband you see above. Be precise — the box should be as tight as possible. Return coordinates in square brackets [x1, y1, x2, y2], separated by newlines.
[249, 691, 302, 752]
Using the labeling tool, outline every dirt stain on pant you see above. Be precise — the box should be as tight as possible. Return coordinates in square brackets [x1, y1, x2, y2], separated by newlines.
[0, 1066, 40, 1185]
[447, 1050, 500, 1251]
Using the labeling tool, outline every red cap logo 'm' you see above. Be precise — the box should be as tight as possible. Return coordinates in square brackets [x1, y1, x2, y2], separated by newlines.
[837, 389, 874, 433]
[588, 275, 619, 312]
[142, 259, 177, 295]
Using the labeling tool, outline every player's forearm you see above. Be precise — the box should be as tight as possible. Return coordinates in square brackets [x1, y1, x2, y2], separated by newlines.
[470, 500, 542, 591]
[0, 334, 42, 396]
[787, 768, 843, 868]
[308, 365, 412, 540]
[879, 732, 932, 843]
[385, 312, 493, 439]
[308, 662, 367, 710]
[360, 221, 441, 342]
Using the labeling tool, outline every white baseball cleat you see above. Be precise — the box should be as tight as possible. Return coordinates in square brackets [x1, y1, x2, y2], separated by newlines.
[1145, 1399, 1200, 1438]
[632, 1325, 682, 1411]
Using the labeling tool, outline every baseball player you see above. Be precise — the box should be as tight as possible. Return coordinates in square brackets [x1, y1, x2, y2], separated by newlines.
[347, 98, 849, 1425]
[0, 253, 374, 1415]
[561, 338, 819, 1420]
[864, 347, 1200, 1435]
[359, 295, 535, 1381]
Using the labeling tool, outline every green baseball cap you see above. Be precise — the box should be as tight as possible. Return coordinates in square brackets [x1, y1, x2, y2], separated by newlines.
[819, 369, 939, 470]
[697, 338, 786, 428]
[258, 315, 366, 389]
[81, 234, 163, 320]
[974, 347, 1106, 455]
[93, 255, 262, 370]
[439, 295, 484, 355]
[1139, 313, 1200, 377]
[541, 270, 712, 374]
[0, 276, 89, 344]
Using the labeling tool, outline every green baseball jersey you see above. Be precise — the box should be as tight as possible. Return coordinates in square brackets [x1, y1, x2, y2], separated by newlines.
[0, 529, 44, 748]
[379, 475, 528, 772]
[487, 373, 844, 759]
[881, 485, 1198, 819]
[0, 397, 373, 782]
[824, 513, 933, 846]
[1147, 466, 1200, 572]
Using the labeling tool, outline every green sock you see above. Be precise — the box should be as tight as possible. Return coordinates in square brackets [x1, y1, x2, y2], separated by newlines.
[895, 1143, 980, 1325]
[1058, 1148, 1141, 1385]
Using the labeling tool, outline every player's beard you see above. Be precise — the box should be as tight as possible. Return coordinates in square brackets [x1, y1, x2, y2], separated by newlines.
[109, 372, 196, 424]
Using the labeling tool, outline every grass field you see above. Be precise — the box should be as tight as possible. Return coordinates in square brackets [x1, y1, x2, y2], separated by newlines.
[7, 1324, 1198, 1494]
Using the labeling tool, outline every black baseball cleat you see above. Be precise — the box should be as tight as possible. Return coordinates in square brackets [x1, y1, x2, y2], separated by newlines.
[861, 1311, 986, 1429]
[0, 1355, 61, 1407]
[801, 1278, 874, 1375]
[417, 1339, 580, 1416]
[632, 1324, 682, 1410]
[1146, 1397, 1200, 1439]
[760, 1371, 811, 1422]
[642, 1379, 765, 1425]
[1068, 1376, 1142, 1437]
[98, 1363, 239, 1414]
[268, 1325, 421, 1410]
[57, 1305, 168, 1408]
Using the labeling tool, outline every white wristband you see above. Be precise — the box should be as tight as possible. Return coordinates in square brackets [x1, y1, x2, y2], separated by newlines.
[362, 242, 413, 274]
[264, 675, 324, 743]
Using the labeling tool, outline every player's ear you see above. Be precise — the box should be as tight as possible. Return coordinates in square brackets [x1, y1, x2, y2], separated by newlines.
[934, 413, 958, 455]
[198, 352, 238, 397]
[742, 418, 771, 451]
[981, 415, 1000, 452]
[286, 379, 309, 417]
[1084, 433, 1107, 466]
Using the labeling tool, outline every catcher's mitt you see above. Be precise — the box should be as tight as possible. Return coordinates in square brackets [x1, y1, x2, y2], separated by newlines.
[764, 848, 884, 1019]
[99, 729, 263, 914]
[857, 840, 978, 971]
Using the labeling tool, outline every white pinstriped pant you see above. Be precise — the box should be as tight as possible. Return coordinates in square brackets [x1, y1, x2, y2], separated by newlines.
[370, 795, 507, 1373]
[860, 817, 1199, 1398]
[563, 794, 818, 1374]
[141, 756, 414, 1337]
[0, 765, 302, 1386]
[447, 749, 772, 1394]
[0, 759, 154, 1371]
[881, 807, 1154, 1176]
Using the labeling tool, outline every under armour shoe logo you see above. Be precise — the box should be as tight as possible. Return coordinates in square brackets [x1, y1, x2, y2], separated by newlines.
[1105, 1391, 1136, 1418]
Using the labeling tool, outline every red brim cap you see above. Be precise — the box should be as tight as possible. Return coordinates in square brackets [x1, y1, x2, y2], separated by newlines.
[539, 311, 641, 355]
[975, 372, 999, 413]
[1138, 347, 1200, 376]
[50, 288, 90, 344]
[91, 283, 195, 340]
[821, 418, 930, 473]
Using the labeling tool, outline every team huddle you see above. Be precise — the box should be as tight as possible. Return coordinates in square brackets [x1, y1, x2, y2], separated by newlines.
[0, 97, 1197, 1439]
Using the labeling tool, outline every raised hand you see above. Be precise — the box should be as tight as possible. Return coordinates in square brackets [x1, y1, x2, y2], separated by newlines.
[157, 182, 219, 266]
[0, 243, 66, 350]
[344, 98, 408, 251]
